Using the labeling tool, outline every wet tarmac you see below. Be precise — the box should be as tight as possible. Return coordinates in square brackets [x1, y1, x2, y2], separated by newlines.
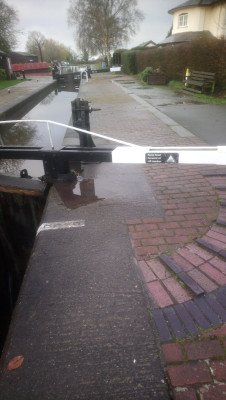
[157, 103, 226, 146]
[116, 80, 226, 146]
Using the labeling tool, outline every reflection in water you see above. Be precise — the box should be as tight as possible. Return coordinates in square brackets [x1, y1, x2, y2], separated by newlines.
[0, 121, 37, 146]
[0, 159, 24, 176]
[56, 83, 79, 93]
[0, 83, 78, 147]
[40, 92, 55, 105]
[54, 178, 103, 209]
[0, 158, 44, 181]
[0, 84, 78, 177]
[0, 122, 39, 177]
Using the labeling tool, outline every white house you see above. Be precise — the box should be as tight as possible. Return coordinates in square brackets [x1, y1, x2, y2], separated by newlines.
[159, 0, 226, 45]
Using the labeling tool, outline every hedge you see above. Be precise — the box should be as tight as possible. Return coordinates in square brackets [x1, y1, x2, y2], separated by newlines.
[121, 51, 137, 75]
[121, 37, 226, 90]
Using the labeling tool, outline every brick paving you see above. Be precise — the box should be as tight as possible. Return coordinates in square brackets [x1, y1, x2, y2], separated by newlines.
[126, 167, 226, 311]
[107, 76, 226, 399]
[126, 151, 226, 397]
[1, 72, 226, 399]
[162, 327, 226, 399]
[81, 75, 207, 147]
[128, 164, 222, 259]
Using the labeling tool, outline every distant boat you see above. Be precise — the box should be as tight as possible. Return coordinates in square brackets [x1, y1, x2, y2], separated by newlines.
[12, 62, 51, 75]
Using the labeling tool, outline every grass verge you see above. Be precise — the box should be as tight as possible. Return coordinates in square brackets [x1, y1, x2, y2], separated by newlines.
[0, 79, 25, 91]
[168, 80, 226, 104]
[168, 80, 184, 90]
[194, 93, 226, 104]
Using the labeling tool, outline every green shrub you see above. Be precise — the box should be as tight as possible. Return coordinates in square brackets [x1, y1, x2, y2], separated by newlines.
[121, 51, 137, 74]
[139, 66, 155, 82]
[0, 68, 6, 81]
[168, 80, 184, 89]
[136, 38, 226, 90]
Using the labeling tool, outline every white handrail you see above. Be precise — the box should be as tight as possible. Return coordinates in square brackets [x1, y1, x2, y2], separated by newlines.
[80, 70, 89, 82]
[0, 119, 141, 149]
[0, 119, 221, 151]
[1, 119, 226, 165]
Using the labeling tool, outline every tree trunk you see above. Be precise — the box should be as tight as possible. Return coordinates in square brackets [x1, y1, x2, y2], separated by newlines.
[106, 47, 111, 67]
[38, 44, 43, 62]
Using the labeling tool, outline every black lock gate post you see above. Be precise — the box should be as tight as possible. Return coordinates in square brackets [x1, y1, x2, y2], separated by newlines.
[71, 98, 96, 147]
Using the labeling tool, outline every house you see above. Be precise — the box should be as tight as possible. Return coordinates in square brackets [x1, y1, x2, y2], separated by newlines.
[10, 52, 38, 64]
[159, 0, 226, 45]
[132, 40, 156, 49]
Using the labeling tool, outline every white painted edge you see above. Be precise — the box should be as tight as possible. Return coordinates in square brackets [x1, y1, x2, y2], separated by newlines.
[37, 220, 85, 235]
[112, 146, 226, 165]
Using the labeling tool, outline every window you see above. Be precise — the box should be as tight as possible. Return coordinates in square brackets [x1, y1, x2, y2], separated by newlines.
[178, 13, 188, 27]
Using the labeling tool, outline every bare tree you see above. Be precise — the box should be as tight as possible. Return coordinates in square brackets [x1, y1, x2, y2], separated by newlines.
[42, 39, 78, 64]
[0, 0, 18, 53]
[42, 39, 62, 62]
[68, 0, 144, 65]
[26, 31, 46, 61]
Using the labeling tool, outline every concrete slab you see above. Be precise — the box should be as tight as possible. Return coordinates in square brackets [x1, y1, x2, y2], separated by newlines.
[0, 163, 169, 399]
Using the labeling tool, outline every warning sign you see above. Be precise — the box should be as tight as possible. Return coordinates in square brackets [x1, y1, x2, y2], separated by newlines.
[145, 153, 179, 164]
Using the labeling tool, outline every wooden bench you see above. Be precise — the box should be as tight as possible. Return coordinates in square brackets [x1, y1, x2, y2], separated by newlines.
[183, 71, 215, 94]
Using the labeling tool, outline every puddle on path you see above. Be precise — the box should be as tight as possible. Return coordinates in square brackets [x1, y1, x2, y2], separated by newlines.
[54, 178, 103, 209]
[135, 86, 153, 90]
[137, 93, 200, 105]
[157, 100, 201, 106]
[53, 163, 162, 218]
[116, 80, 136, 84]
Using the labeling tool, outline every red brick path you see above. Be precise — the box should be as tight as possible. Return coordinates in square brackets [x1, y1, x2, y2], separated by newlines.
[128, 170, 226, 304]
[128, 165, 223, 260]
[162, 325, 226, 399]
[127, 167, 226, 399]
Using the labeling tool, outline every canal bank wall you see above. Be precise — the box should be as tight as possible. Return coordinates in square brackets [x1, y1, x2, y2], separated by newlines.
[0, 76, 55, 120]
[0, 76, 57, 356]
[0, 175, 48, 353]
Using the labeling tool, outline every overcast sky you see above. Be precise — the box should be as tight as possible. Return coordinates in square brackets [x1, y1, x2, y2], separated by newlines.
[8, 0, 180, 54]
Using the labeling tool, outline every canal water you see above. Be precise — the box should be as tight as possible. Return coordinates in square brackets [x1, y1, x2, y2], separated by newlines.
[0, 82, 78, 354]
[0, 84, 78, 178]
